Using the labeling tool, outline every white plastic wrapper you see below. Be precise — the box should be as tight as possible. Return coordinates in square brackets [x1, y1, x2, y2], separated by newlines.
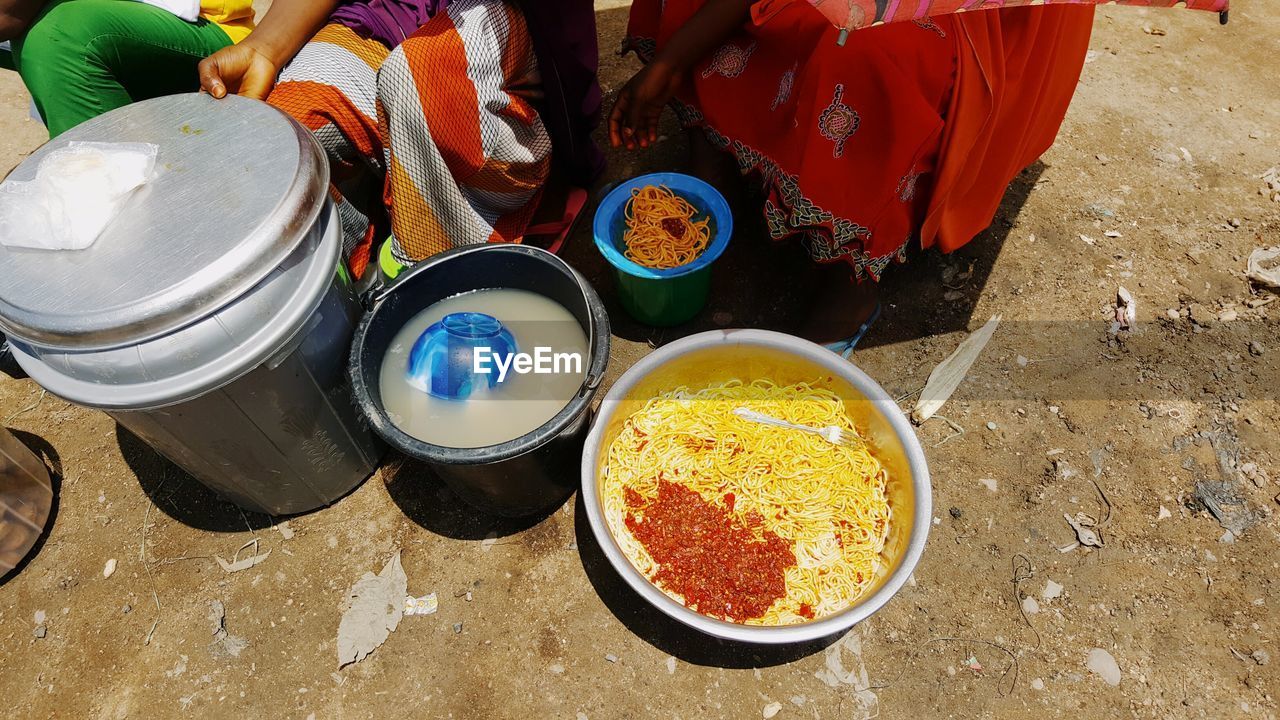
[0, 141, 158, 251]
[403, 593, 438, 616]
[138, 0, 201, 22]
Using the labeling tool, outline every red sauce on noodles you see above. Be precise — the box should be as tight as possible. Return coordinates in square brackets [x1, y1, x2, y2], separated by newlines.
[660, 217, 687, 239]
[624, 479, 794, 622]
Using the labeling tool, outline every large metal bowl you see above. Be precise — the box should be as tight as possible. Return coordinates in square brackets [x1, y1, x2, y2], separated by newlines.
[580, 329, 931, 644]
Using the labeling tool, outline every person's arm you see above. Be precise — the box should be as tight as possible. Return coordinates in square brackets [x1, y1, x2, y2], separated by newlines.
[198, 0, 340, 100]
[609, 0, 753, 150]
[0, 0, 44, 42]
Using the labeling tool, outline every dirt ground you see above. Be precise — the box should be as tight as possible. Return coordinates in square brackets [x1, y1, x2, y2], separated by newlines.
[2, 2, 1279, 718]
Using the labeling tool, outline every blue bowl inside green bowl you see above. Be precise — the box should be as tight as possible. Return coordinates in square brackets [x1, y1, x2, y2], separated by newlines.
[592, 172, 733, 326]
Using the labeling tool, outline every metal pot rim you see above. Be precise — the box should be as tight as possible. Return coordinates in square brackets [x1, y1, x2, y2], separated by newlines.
[0, 94, 330, 351]
[8, 204, 342, 410]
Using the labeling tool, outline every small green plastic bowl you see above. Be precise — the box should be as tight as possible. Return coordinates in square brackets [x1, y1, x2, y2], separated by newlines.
[593, 173, 733, 327]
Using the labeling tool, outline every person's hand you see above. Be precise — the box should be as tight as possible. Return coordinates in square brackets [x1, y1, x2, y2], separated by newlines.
[609, 60, 684, 150]
[198, 42, 281, 100]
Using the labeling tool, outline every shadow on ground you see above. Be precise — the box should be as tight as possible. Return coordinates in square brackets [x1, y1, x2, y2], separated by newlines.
[0, 429, 61, 586]
[383, 455, 564, 540]
[874, 161, 1046, 347]
[0, 337, 26, 380]
[116, 424, 276, 532]
[572, 492, 841, 668]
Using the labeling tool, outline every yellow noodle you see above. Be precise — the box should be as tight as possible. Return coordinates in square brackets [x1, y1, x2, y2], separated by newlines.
[601, 379, 890, 626]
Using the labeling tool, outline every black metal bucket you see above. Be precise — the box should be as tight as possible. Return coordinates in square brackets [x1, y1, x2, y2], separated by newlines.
[349, 244, 610, 517]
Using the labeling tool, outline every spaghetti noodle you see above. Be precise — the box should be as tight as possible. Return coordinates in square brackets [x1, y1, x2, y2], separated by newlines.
[621, 185, 712, 269]
[602, 379, 891, 626]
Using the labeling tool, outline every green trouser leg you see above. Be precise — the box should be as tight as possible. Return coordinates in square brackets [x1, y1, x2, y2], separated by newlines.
[10, 0, 233, 137]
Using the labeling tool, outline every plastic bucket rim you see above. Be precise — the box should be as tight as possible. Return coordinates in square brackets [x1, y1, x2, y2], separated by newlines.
[592, 172, 733, 281]
[349, 244, 611, 465]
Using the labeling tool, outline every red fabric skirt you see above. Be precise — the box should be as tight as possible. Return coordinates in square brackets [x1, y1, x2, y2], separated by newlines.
[625, 1, 1094, 279]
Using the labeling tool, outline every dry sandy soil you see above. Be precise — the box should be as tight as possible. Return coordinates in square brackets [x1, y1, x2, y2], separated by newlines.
[2, 1, 1279, 718]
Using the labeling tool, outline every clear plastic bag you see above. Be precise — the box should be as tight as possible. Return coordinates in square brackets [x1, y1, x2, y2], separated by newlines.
[137, 0, 201, 21]
[0, 141, 158, 251]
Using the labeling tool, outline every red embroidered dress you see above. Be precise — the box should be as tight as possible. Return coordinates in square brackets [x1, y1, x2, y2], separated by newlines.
[624, 0, 1095, 279]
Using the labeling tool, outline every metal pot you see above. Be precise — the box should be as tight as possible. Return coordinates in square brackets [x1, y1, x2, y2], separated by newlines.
[580, 330, 931, 644]
[0, 94, 383, 516]
[349, 244, 610, 517]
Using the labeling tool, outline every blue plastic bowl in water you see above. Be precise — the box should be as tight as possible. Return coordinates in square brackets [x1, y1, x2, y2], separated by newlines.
[406, 312, 518, 400]
[592, 172, 733, 326]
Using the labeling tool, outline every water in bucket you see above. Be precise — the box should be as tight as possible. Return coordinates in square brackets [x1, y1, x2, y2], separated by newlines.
[378, 288, 589, 448]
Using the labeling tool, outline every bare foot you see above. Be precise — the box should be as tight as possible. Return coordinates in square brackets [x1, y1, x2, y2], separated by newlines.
[797, 262, 881, 345]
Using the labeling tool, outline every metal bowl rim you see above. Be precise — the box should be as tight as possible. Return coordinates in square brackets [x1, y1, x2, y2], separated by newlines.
[579, 328, 932, 645]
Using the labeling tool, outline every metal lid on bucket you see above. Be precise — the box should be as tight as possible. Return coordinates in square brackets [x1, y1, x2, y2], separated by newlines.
[0, 93, 329, 350]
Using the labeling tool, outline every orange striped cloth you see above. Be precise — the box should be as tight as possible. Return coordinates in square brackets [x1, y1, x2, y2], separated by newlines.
[268, 0, 551, 278]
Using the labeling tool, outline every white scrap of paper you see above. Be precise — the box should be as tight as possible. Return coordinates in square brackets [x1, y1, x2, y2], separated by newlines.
[1086, 648, 1121, 686]
[1111, 287, 1136, 334]
[1065, 513, 1104, 548]
[337, 552, 408, 668]
[911, 315, 1001, 424]
[403, 593, 438, 616]
[1246, 246, 1280, 289]
[215, 539, 271, 573]
[1042, 580, 1064, 600]
[813, 627, 879, 716]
